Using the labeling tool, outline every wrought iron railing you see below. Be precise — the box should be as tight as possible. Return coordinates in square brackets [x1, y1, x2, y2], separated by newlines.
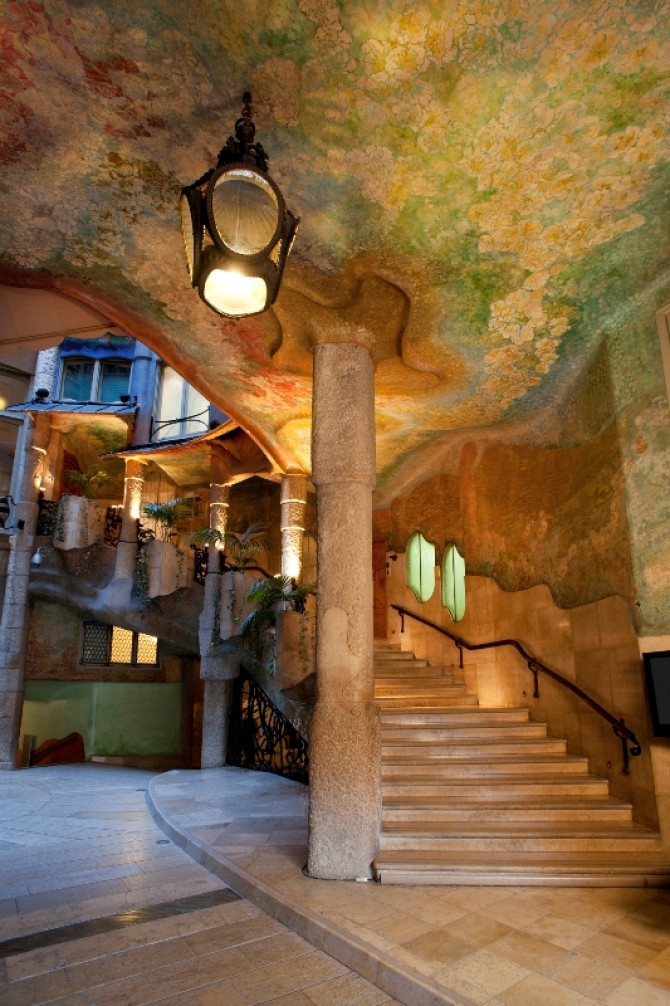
[191, 545, 208, 585]
[391, 603, 642, 774]
[227, 669, 309, 783]
[150, 407, 209, 442]
[104, 506, 123, 547]
[36, 498, 59, 537]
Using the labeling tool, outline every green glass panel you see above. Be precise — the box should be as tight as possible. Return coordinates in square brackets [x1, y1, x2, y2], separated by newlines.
[406, 531, 436, 603]
[442, 543, 466, 621]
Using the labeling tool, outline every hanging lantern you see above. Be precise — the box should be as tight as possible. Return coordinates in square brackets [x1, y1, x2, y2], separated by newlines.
[180, 92, 299, 319]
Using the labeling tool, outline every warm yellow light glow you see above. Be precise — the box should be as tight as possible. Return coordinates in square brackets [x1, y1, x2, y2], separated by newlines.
[204, 268, 267, 317]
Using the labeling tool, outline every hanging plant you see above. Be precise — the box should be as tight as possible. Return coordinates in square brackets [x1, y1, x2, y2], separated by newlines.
[186, 522, 269, 571]
[239, 575, 316, 644]
[63, 468, 108, 499]
[53, 494, 68, 543]
[135, 524, 155, 609]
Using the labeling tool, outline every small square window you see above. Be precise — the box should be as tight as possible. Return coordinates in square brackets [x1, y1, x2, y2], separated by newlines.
[62, 361, 94, 401]
[136, 634, 158, 665]
[110, 626, 133, 664]
[82, 622, 111, 664]
[81, 622, 159, 667]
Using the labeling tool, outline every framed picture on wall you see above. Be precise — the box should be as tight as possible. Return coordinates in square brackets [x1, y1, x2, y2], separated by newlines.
[643, 650, 670, 738]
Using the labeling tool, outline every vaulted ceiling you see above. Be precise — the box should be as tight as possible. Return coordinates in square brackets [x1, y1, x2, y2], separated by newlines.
[1, 1, 670, 492]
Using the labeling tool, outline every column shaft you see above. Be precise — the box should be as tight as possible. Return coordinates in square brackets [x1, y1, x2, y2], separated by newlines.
[280, 473, 308, 582]
[114, 459, 147, 580]
[0, 412, 51, 769]
[308, 343, 381, 880]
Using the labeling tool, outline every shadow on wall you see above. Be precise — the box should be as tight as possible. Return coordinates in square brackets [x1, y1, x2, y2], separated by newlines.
[386, 556, 661, 834]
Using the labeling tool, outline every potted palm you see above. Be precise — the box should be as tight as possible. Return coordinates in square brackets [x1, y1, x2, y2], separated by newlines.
[55, 469, 107, 550]
[240, 575, 316, 691]
[142, 498, 191, 598]
[186, 522, 270, 640]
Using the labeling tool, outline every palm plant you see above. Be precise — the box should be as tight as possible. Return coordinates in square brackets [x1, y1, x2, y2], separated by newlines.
[63, 469, 107, 499]
[141, 498, 191, 541]
[186, 521, 269, 570]
[239, 575, 316, 641]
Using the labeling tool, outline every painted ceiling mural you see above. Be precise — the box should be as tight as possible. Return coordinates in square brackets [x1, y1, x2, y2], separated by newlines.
[1, 0, 670, 487]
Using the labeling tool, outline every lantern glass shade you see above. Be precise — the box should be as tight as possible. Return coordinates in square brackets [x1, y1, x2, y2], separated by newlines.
[203, 267, 269, 317]
[210, 168, 280, 255]
[180, 189, 202, 284]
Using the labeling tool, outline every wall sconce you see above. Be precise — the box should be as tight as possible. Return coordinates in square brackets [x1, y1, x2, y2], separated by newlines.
[31, 546, 47, 567]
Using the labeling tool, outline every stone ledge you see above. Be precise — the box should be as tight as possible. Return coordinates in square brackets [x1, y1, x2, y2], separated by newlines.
[146, 773, 472, 1006]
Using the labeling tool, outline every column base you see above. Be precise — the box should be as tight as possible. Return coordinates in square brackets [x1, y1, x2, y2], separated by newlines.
[307, 698, 381, 880]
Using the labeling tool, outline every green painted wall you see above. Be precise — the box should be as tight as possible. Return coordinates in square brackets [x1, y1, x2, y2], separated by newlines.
[20, 682, 182, 756]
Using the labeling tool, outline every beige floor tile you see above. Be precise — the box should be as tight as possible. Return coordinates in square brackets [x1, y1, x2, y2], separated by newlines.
[439, 949, 531, 998]
[304, 973, 393, 1005]
[552, 900, 629, 930]
[577, 931, 659, 971]
[482, 895, 561, 930]
[442, 911, 512, 948]
[631, 902, 670, 934]
[401, 928, 475, 967]
[603, 976, 670, 1006]
[362, 910, 432, 944]
[238, 933, 314, 968]
[487, 929, 569, 971]
[499, 972, 598, 1006]
[639, 946, 670, 992]
[603, 915, 670, 953]
[432, 970, 491, 1005]
[410, 900, 467, 927]
[520, 914, 593, 951]
[184, 916, 284, 956]
[543, 952, 631, 1000]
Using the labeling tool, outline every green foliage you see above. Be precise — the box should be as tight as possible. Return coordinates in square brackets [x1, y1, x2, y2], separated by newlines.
[186, 522, 269, 570]
[141, 498, 191, 541]
[134, 524, 155, 609]
[63, 469, 108, 499]
[239, 575, 316, 641]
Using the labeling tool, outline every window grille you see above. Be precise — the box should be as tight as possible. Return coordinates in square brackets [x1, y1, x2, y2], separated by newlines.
[81, 622, 159, 666]
[136, 633, 158, 665]
[82, 622, 110, 664]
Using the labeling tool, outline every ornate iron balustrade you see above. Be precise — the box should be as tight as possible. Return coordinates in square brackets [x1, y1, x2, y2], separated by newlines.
[36, 498, 59, 537]
[392, 603, 642, 775]
[227, 670, 308, 784]
[150, 407, 209, 442]
[104, 506, 123, 547]
[191, 545, 208, 585]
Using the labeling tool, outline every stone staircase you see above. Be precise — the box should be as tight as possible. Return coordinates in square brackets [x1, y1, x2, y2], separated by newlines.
[372, 640, 670, 886]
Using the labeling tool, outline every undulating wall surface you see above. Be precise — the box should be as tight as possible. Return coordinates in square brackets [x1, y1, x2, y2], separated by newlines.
[20, 681, 182, 756]
[386, 561, 661, 833]
[56, 422, 127, 499]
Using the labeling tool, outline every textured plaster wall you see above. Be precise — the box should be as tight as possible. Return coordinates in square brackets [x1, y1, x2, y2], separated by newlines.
[387, 561, 661, 834]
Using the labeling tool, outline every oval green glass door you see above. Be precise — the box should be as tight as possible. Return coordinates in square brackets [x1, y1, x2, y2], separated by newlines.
[406, 531, 436, 603]
[442, 543, 465, 621]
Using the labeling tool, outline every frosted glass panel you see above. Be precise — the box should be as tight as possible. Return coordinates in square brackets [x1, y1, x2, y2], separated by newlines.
[406, 532, 436, 603]
[110, 626, 133, 664]
[156, 367, 184, 439]
[442, 543, 466, 622]
[183, 382, 209, 436]
[136, 634, 158, 665]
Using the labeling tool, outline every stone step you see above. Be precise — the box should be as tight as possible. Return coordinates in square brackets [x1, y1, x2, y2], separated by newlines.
[380, 708, 530, 726]
[372, 850, 670, 886]
[383, 755, 589, 777]
[379, 821, 660, 853]
[382, 798, 634, 824]
[382, 723, 549, 742]
[376, 695, 480, 708]
[382, 775, 608, 799]
[375, 668, 454, 679]
[383, 739, 567, 760]
[374, 684, 468, 698]
[374, 652, 424, 662]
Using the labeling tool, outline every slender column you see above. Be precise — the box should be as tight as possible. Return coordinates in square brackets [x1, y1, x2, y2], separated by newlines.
[114, 458, 147, 580]
[199, 450, 235, 768]
[308, 343, 380, 879]
[0, 412, 51, 769]
[280, 473, 308, 582]
[33, 347, 60, 397]
[129, 346, 157, 446]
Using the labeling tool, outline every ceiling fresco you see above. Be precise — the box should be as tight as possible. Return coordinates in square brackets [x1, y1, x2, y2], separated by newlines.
[2, 0, 670, 488]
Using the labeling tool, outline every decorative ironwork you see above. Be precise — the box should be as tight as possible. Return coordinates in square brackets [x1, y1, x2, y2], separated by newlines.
[392, 602, 643, 774]
[36, 498, 59, 537]
[81, 621, 110, 665]
[191, 545, 208, 585]
[150, 407, 210, 442]
[104, 505, 123, 547]
[227, 669, 308, 784]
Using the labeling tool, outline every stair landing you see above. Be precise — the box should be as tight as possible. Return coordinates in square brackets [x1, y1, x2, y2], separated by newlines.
[372, 640, 670, 886]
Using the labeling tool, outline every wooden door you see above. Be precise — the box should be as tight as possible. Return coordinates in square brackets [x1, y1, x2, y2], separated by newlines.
[372, 538, 388, 639]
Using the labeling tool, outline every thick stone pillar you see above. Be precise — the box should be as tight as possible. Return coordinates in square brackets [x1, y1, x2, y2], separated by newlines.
[114, 459, 147, 580]
[199, 451, 235, 768]
[280, 472, 308, 582]
[0, 412, 51, 769]
[308, 343, 381, 879]
[33, 347, 60, 397]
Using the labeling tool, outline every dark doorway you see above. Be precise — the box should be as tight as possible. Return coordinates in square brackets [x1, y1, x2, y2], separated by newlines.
[373, 538, 387, 639]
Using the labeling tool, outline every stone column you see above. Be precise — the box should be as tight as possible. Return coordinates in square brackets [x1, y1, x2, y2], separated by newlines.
[0, 412, 51, 769]
[129, 346, 157, 447]
[199, 450, 235, 768]
[114, 458, 147, 580]
[280, 473, 308, 582]
[33, 347, 60, 398]
[308, 343, 380, 880]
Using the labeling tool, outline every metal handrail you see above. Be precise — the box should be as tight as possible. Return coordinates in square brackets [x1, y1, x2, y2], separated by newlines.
[150, 406, 209, 442]
[391, 603, 642, 774]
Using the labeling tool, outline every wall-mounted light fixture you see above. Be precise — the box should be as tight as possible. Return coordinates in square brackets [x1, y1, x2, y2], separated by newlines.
[180, 92, 299, 319]
[31, 546, 47, 567]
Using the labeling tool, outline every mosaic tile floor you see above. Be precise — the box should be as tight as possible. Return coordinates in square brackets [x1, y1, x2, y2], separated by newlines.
[0, 764, 398, 1005]
[153, 767, 670, 1006]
